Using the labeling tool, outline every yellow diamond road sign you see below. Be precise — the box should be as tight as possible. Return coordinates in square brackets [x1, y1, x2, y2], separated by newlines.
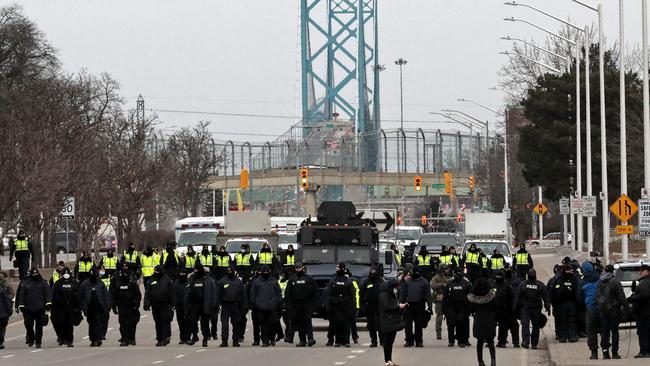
[610, 194, 638, 222]
[534, 203, 547, 216]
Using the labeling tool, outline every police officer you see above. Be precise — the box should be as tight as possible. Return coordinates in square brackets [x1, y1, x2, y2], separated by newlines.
[140, 247, 157, 285]
[17, 268, 52, 348]
[9, 230, 33, 280]
[100, 248, 119, 278]
[286, 262, 318, 347]
[52, 268, 78, 347]
[216, 265, 248, 347]
[161, 241, 180, 280]
[449, 246, 461, 269]
[513, 244, 533, 280]
[214, 245, 231, 280]
[389, 244, 402, 268]
[98, 265, 112, 341]
[79, 266, 110, 347]
[438, 246, 457, 269]
[111, 266, 141, 346]
[324, 263, 355, 347]
[464, 243, 481, 284]
[185, 263, 217, 347]
[235, 244, 253, 283]
[175, 268, 192, 345]
[478, 249, 491, 278]
[184, 246, 197, 274]
[492, 270, 516, 348]
[121, 242, 141, 280]
[513, 269, 550, 349]
[415, 247, 434, 281]
[257, 243, 276, 274]
[50, 261, 66, 288]
[0, 271, 13, 350]
[281, 245, 297, 275]
[360, 265, 384, 347]
[443, 270, 471, 347]
[490, 249, 506, 274]
[552, 264, 580, 343]
[197, 246, 217, 339]
[278, 271, 293, 343]
[346, 269, 360, 344]
[75, 251, 94, 284]
[430, 264, 450, 340]
[144, 265, 175, 346]
[400, 268, 432, 347]
[250, 265, 281, 347]
[503, 265, 521, 347]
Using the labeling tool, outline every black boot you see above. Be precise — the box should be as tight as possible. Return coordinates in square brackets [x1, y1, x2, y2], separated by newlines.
[590, 350, 598, 360]
[603, 350, 610, 360]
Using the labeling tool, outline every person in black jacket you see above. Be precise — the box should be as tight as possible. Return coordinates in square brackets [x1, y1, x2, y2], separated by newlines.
[443, 270, 472, 348]
[285, 262, 318, 347]
[79, 266, 110, 347]
[491, 270, 516, 348]
[468, 278, 498, 366]
[513, 269, 550, 349]
[250, 265, 281, 347]
[161, 241, 180, 281]
[75, 251, 94, 284]
[399, 268, 432, 348]
[16, 268, 51, 348]
[175, 268, 192, 345]
[552, 264, 580, 343]
[360, 265, 384, 348]
[597, 264, 630, 359]
[379, 278, 405, 366]
[9, 230, 33, 280]
[51, 269, 79, 347]
[324, 263, 355, 348]
[185, 263, 217, 347]
[0, 271, 13, 350]
[111, 266, 141, 346]
[628, 263, 650, 358]
[216, 265, 248, 347]
[144, 265, 175, 346]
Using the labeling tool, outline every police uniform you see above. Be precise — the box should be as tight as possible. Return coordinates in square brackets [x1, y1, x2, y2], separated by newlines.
[144, 269, 175, 346]
[513, 248, 533, 279]
[174, 272, 192, 344]
[286, 270, 317, 346]
[75, 257, 94, 284]
[140, 252, 157, 285]
[111, 271, 141, 346]
[325, 272, 355, 346]
[161, 247, 180, 280]
[101, 254, 119, 278]
[121, 248, 141, 280]
[443, 273, 471, 347]
[361, 274, 384, 346]
[464, 248, 481, 284]
[235, 251, 253, 283]
[214, 252, 231, 280]
[16, 271, 52, 347]
[513, 272, 549, 348]
[216, 271, 248, 346]
[184, 267, 217, 346]
[400, 272, 432, 347]
[10, 236, 33, 280]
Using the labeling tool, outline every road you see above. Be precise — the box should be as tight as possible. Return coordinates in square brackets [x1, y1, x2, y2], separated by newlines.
[0, 251, 570, 366]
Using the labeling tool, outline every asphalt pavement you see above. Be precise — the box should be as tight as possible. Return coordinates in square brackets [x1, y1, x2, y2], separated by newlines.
[0, 249, 616, 366]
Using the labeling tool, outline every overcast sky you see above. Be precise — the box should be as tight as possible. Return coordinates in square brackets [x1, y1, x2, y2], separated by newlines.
[14, 0, 647, 143]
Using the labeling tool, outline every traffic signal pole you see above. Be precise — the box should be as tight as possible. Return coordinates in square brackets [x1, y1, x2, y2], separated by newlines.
[538, 185, 544, 240]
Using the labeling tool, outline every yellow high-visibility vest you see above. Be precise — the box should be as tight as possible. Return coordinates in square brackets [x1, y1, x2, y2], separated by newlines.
[198, 254, 213, 266]
[284, 254, 295, 267]
[78, 261, 93, 273]
[185, 255, 196, 269]
[258, 252, 273, 265]
[439, 254, 453, 265]
[491, 257, 505, 270]
[153, 252, 161, 266]
[101, 277, 111, 289]
[162, 250, 179, 265]
[395, 253, 402, 266]
[52, 271, 61, 284]
[465, 252, 479, 265]
[216, 255, 230, 268]
[417, 255, 431, 266]
[141, 255, 156, 277]
[103, 256, 118, 270]
[480, 256, 489, 267]
[235, 253, 251, 266]
[14, 239, 29, 251]
[516, 252, 529, 266]
[123, 251, 139, 264]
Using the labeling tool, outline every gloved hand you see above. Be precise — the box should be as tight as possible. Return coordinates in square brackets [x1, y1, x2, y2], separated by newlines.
[113, 307, 118, 315]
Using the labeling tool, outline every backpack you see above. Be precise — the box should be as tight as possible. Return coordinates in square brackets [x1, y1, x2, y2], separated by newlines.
[596, 280, 616, 313]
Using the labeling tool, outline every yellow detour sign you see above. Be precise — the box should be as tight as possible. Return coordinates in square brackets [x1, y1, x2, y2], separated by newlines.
[533, 203, 548, 216]
[615, 225, 634, 235]
[610, 194, 638, 222]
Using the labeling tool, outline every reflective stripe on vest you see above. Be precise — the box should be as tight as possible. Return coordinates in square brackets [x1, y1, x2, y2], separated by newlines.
[417, 255, 431, 266]
[279, 279, 288, 298]
[124, 251, 139, 264]
[78, 261, 93, 273]
[103, 256, 118, 270]
[516, 252, 529, 266]
[216, 255, 230, 268]
[465, 252, 479, 265]
[52, 271, 60, 284]
[491, 257, 505, 270]
[153, 253, 161, 266]
[236, 253, 251, 266]
[141, 255, 156, 277]
[439, 255, 453, 265]
[284, 254, 295, 267]
[258, 252, 273, 265]
[14, 239, 29, 251]
[353, 280, 360, 309]
[198, 254, 213, 266]
[185, 255, 196, 269]
[101, 277, 111, 288]
[481, 256, 488, 267]
[395, 253, 402, 266]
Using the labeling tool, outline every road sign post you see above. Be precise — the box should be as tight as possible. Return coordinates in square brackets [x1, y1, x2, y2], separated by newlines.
[60, 197, 75, 263]
[571, 197, 584, 251]
[560, 198, 570, 246]
[638, 198, 650, 237]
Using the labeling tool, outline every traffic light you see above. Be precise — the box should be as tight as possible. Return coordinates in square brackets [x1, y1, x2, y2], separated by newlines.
[414, 175, 423, 192]
[444, 172, 453, 195]
[468, 175, 475, 193]
[299, 168, 309, 189]
[421, 215, 427, 225]
[239, 169, 249, 189]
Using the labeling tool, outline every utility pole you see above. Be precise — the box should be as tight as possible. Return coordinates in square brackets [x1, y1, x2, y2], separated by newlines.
[395, 58, 407, 130]
[620, 0, 629, 261]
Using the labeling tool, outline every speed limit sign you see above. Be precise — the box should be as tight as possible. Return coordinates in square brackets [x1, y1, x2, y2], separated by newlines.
[61, 197, 75, 219]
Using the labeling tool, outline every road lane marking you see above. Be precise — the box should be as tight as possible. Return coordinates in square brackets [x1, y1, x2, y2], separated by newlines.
[361, 343, 370, 346]
[152, 361, 164, 364]
[1, 355, 15, 359]
[346, 355, 357, 359]
[30, 349, 42, 353]
[175, 355, 185, 359]
[334, 362, 346, 365]
[351, 349, 365, 353]
[195, 349, 206, 353]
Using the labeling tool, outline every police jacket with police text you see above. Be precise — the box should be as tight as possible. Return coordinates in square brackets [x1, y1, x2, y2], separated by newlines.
[217, 274, 248, 310]
[514, 279, 549, 311]
[144, 273, 175, 308]
[184, 273, 217, 314]
[52, 278, 79, 309]
[551, 272, 581, 304]
[112, 276, 141, 309]
[286, 272, 318, 305]
[325, 274, 355, 309]
[443, 276, 471, 309]
[17, 276, 51, 312]
[250, 275, 281, 311]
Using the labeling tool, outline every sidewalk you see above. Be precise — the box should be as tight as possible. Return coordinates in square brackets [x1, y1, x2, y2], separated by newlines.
[534, 247, 644, 365]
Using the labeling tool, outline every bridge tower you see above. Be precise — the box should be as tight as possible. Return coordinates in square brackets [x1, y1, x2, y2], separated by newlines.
[300, 0, 380, 171]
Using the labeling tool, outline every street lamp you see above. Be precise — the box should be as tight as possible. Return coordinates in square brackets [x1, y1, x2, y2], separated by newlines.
[499, 51, 561, 73]
[441, 108, 491, 154]
[500, 36, 571, 71]
[395, 58, 407, 130]
[429, 112, 479, 173]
